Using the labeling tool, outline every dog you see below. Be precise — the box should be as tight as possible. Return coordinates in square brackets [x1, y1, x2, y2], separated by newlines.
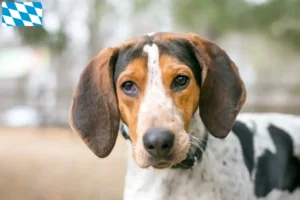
[69, 32, 300, 200]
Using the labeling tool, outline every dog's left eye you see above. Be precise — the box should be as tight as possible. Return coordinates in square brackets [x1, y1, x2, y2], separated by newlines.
[121, 81, 138, 97]
[171, 75, 190, 91]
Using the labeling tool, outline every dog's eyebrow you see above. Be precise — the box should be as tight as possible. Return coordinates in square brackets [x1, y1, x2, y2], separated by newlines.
[157, 39, 202, 86]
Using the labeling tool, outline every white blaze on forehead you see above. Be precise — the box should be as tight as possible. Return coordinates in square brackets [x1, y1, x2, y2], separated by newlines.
[134, 43, 189, 167]
[143, 44, 160, 71]
[142, 43, 167, 106]
[136, 43, 182, 134]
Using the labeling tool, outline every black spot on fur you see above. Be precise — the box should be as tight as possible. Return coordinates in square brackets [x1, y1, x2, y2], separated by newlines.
[120, 124, 131, 141]
[254, 124, 300, 197]
[232, 121, 255, 174]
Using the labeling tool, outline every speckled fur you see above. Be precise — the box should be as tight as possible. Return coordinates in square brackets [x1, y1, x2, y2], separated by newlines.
[123, 112, 300, 200]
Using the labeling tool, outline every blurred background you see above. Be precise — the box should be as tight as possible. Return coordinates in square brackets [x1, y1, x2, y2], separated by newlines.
[0, 0, 299, 199]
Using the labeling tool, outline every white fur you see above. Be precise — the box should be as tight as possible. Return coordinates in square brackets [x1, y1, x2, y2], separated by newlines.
[123, 113, 300, 200]
[137, 43, 175, 138]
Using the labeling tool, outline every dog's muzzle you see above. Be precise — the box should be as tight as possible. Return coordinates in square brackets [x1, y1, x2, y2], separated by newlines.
[120, 125, 208, 169]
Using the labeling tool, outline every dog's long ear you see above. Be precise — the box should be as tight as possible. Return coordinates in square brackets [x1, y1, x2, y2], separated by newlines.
[69, 47, 120, 158]
[187, 33, 246, 138]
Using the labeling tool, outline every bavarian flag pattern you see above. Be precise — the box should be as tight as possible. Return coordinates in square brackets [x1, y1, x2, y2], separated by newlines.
[2, 2, 42, 26]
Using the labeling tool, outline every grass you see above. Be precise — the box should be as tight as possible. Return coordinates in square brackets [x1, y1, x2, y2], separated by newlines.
[0, 127, 128, 200]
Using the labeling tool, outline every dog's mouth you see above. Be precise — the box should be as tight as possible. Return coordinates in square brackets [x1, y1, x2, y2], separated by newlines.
[153, 161, 173, 169]
[152, 136, 208, 169]
[151, 147, 203, 169]
[146, 133, 209, 170]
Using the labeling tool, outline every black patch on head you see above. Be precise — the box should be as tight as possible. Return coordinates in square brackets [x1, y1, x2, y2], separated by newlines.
[156, 39, 202, 87]
[113, 43, 145, 85]
[232, 121, 255, 175]
[254, 124, 300, 197]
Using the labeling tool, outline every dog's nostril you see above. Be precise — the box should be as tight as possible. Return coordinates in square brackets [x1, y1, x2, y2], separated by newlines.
[148, 145, 154, 150]
[162, 144, 169, 149]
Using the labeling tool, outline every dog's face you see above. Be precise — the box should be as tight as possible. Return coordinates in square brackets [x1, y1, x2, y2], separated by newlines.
[70, 32, 246, 169]
[115, 38, 202, 168]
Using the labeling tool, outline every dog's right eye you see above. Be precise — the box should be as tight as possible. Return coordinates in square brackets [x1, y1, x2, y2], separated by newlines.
[121, 81, 138, 97]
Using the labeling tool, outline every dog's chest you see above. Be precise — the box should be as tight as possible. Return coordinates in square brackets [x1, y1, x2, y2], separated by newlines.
[123, 134, 254, 200]
[123, 161, 217, 200]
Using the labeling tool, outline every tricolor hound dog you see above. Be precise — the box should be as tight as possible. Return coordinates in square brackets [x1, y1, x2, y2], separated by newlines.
[70, 32, 300, 200]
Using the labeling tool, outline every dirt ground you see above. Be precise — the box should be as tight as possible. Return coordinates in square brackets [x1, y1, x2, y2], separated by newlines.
[0, 127, 128, 200]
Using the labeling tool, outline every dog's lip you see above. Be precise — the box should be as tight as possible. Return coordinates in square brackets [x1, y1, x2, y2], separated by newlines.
[152, 161, 173, 169]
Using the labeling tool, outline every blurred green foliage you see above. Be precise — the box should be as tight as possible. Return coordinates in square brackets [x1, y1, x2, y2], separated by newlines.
[3, 0, 300, 52]
[133, 0, 152, 13]
[172, 0, 300, 50]
[16, 28, 67, 54]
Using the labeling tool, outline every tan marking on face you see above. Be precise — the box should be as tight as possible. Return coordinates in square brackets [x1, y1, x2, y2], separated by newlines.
[116, 42, 200, 168]
[116, 58, 148, 144]
[159, 54, 200, 132]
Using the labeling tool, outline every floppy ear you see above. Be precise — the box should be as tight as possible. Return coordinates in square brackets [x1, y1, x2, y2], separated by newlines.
[187, 33, 246, 138]
[69, 47, 120, 158]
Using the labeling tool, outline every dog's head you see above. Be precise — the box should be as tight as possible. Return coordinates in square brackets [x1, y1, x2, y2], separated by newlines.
[70, 32, 246, 169]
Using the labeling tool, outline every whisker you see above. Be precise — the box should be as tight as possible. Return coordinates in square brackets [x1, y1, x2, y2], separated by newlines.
[189, 134, 207, 143]
[189, 134, 209, 162]
[176, 162, 190, 168]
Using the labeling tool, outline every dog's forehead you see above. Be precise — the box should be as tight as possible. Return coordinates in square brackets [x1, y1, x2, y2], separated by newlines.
[114, 32, 201, 85]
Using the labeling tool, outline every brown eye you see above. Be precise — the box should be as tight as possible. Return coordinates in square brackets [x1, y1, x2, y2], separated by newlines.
[121, 81, 138, 96]
[171, 75, 190, 92]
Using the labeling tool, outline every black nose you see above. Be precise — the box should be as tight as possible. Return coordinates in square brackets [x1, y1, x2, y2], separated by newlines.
[143, 127, 175, 157]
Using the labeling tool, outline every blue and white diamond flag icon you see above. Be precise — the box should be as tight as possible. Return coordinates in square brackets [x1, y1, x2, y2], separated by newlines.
[2, 2, 42, 26]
